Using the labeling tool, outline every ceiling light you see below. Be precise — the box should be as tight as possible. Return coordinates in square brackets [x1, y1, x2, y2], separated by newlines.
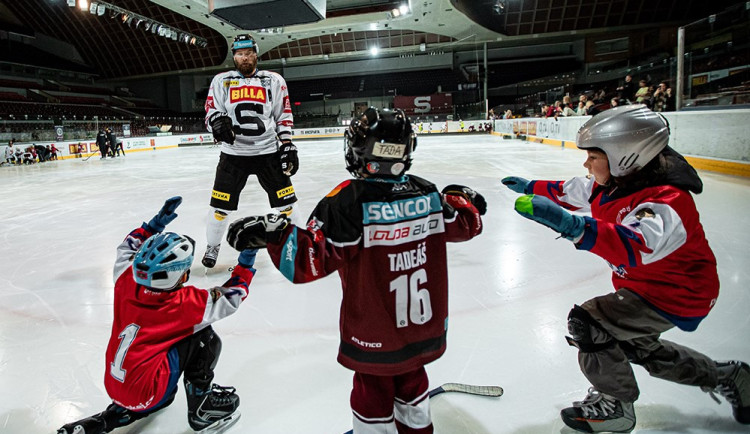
[370, 47, 379, 56]
[399, 4, 409, 15]
[78, 0, 88, 11]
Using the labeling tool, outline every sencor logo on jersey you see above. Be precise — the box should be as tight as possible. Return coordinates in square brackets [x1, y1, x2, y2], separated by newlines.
[363, 192, 441, 224]
[230, 86, 267, 104]
[364, 214, 445, 247]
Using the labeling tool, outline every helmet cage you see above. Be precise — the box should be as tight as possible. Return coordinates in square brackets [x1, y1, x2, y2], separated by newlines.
[133, 233, 195, 291]
[345, 108, 416, 178]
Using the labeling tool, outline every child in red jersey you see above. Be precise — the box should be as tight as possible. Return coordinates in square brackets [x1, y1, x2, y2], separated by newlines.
[225, 108, 485, 433]
[58, 196, 257, 434]
[502, 104, 750, 433]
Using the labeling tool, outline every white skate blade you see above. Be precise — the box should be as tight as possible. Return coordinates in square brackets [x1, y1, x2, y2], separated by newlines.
[197, 410, 241, 433]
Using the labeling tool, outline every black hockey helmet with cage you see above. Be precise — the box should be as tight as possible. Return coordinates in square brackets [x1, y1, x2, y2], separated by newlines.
[345, 107, 417, 179]
[232, 34, 259, 54]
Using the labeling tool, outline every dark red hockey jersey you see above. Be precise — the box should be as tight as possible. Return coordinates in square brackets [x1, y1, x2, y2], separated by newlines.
[267, 175, 482, 376]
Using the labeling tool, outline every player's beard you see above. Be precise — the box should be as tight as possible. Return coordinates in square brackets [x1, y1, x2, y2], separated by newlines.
[235, 58, 257, 76]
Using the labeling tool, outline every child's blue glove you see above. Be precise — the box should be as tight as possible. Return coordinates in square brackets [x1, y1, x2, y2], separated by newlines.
[501, 176, 530, 194]
[514, 194, 585, 241]
[148, 196, 182, 233]
[237, 249, 258, 268]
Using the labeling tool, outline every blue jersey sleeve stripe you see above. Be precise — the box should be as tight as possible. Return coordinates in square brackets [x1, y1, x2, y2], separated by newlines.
[279, 226, 298, 282]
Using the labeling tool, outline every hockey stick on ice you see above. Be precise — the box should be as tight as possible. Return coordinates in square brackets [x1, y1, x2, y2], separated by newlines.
[342, 383, 502, 434]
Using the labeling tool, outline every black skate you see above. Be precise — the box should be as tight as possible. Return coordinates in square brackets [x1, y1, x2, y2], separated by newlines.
[186, 381, 241, 433]
[704, 360, 750, 424]
[202, 244, 220, 268]
[560, 387, 635, 433]
[57, 415, 106, 434]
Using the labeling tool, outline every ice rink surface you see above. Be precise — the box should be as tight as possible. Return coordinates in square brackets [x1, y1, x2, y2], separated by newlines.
[1, 134, 749, 434]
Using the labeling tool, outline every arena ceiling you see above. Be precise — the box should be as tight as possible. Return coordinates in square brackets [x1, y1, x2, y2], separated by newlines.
[0, 0, 739, 80]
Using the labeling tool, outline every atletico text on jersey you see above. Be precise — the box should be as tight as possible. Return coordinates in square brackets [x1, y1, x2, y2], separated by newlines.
[104, 225, 255, 411]
[205, 69, 293, 156]
[266, 175, 483, 376]
[529, 176, 719, 327]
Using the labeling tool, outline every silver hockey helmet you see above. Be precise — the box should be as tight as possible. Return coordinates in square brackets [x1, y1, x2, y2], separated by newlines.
[345, 107, 417, 179]
[576, 104, 670, 177]
[232, 34, 259, 54]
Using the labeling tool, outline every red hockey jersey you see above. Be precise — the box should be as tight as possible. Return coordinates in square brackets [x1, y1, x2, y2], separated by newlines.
[529, 176, 718, 328]
[267, 176, 483, 376]
[103, 225, 255, 411]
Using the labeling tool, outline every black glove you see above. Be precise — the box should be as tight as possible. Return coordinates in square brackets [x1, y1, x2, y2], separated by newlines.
[442, 184, 487, 215]
[279, 141, 298, 176]
[227, 213, 291, 250]
[209, 113, 235, 145]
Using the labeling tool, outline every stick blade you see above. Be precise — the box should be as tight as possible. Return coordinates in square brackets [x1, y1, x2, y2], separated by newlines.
[429, 383, 504, 398]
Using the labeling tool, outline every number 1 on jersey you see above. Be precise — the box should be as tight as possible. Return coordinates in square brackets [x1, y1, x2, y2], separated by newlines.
[390, 268, 432, 328]
[110, 323, 140, 383]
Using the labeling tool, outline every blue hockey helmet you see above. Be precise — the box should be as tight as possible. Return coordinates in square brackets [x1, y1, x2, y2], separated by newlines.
[345, 107, 417, 179]
[133, 232, 195, 291]
[232, 34, 259, 54]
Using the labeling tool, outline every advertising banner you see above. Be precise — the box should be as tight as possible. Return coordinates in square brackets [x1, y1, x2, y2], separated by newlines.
[394, 94, 453, 116]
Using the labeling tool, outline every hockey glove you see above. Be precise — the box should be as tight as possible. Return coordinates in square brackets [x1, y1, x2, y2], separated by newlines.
[501, 176, 530, 194]
[442, 184, 487, 215]
[279, 141, 299, 176]
[237, 249, 258, 268]
[514, 194, 584, 241]
[147, 196, 182, 233]
[209, 113, 235, 145]
[227, 213, 291, 250]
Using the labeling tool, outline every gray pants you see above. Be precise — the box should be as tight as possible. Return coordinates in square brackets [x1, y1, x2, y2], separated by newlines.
[577, 289, 718, 403]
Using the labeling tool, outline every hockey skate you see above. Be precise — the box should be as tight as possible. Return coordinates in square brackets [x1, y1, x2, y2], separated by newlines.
[57, 412, 109, 434]
[186, 381, 241, 433]
[704, 360, 750, 424]
[560, 387, 635, 433]
[202, 244, 220, 268]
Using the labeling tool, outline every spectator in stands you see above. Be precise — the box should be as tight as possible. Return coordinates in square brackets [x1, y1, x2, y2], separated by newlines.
[576, 95, 588, 115]
[617, 73, 635, 103]
[504, 109, 513, 119]
[610, 98, 620, 109]
[540, 103, 549, 117]
[96, 129, 108, 159]
[635, 79, 652, 108]
[585, 100, 600, 117]
[653, 82, 674, 112]
[561, 101, 577, 117]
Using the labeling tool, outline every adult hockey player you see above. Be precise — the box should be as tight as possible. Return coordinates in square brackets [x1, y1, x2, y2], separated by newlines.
[57, 196, 258, 434]
[202, 34, 298, 268]
[225, 108, 485, 433]
[501, 104, 750, 432]
[96, 129, 109, 159]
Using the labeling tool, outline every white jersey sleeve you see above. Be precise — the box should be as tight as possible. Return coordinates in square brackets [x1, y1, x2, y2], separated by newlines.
[205, 69, 294, 156]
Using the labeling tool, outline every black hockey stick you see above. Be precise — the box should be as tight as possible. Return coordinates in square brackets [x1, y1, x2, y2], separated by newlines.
[342, 383, 502, 434]
[82, 151, 98, 161]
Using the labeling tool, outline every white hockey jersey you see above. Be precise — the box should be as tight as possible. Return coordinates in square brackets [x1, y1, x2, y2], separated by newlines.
[205, 69, 293, 156]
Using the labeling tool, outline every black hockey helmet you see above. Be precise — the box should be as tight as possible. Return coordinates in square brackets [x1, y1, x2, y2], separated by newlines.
[345, 107, 417, 179]
[232, 34, 258, 54]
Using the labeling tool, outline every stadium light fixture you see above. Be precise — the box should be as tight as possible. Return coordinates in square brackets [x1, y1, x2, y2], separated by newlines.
[73, 0, 208, 48]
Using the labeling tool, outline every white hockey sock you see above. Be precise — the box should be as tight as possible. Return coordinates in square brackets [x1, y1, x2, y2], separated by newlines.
[206, 208, 233, 246]
[274, 203, 304, 227]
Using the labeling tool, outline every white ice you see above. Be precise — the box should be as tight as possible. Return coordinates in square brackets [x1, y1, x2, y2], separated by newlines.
[1, 135, 749, 434]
